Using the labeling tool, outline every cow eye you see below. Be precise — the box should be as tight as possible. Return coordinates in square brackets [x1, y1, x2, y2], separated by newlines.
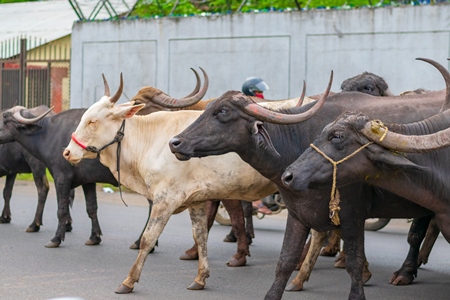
[88, 119, 97, 125]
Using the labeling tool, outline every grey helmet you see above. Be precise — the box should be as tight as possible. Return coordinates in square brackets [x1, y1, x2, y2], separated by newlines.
[242, 77, 270, 96]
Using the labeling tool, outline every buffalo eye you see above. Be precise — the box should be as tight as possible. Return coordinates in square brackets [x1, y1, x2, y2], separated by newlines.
[330, 131, 344, 143]
[363, 85, 374, 93]
[215, 107, 229, 116]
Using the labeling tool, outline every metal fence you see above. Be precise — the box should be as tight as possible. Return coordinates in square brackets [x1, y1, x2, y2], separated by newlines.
[0, 37, 71, 112]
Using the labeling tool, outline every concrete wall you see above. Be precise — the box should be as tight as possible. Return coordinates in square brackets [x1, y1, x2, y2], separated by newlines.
[70, 5, 450, 108]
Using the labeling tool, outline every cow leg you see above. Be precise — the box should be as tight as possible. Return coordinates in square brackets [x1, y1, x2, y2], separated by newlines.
[186, 201, 210, 289]
[417, 216, 439, 267]
[221, 199, 249, 267]
[390, 215, 433, 285]
[286, 230, 328, 291]
[81, 183, 102, 245]
[130, 199, 158, 253]
[320, 229, 341, 257]
[45, 180, 72, 248]
[115, 203, 175, 294]
[180, 200, 219, 260]
[297, 234, 311, 269]
[265, 213, 309, 300]
[26, 170, 50, 232]
[0, 174, 15, 223]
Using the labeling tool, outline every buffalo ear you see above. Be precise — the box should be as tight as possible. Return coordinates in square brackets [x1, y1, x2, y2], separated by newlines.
[248, 120, 280, 157]
[366, 145, 426, 172]
[117, 103, 145, 119]
[18, 123, 42, 135]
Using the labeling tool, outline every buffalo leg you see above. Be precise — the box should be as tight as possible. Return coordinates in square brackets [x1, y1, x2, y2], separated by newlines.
[45, 180, 72, 247]
[26, 170, 50, 232]
[265, 212, 309, 300]
[390, 215, 433, 285]
[224, 200, 254, 244]
[341, 221, 366, 300]
[81, 182, 102, 245]
[0, 174, 15, 223]
[417, 216, 439, 267]
[222, 199, 249, 266]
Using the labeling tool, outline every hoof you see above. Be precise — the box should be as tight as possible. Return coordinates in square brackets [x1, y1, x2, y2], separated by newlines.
[85, 239, 101, 246]
[0, 216, 11, 223]
[129, 242, 139, 250]
[320, 248, 338, 257]
[285, 282, 303, 291]
[334, 255, 346, 269]
[363, 272, 372, 284]
[26, 225, 40, 232]
[389, 272, 415, 285]
[187, 281, 204, 290]
[180, 251, 198, 260]
[115, 284, 133, 294]
[45, 241, 61, 248]
[226, 256, 246, 267]
[223, 234, 237, 243]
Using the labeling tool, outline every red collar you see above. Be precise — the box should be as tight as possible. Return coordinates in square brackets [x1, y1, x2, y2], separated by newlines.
[71, 132, 87, 149]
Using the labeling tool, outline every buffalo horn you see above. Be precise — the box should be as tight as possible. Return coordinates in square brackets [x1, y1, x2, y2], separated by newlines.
[12, 106, 54, 124]
[360, 119, 450, 153]
[183, 68, 201, 98]
[152, 67, 209, 108]
[295, 80, 306, 107]
[416, 58, 450, 112]
[242, 71, 333, 124]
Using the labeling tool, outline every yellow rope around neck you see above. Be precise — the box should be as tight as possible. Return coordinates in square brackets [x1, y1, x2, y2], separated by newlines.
[310, 142, 373, 225]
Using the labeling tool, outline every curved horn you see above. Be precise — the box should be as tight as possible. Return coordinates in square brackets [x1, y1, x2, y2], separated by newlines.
[152, 67, 209, 108]
[109, 73, 124, 104]
[360, 118, 450, 153]
[12, 106, 54, 124]
[243, 71, 333, 124]
[183, 68, 201, 98]
[295, 80, 306, 107]
[416, 58, 450, 112]
[102, 73, 110, 97]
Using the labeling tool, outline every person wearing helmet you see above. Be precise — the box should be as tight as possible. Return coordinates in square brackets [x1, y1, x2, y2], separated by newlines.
[242, 77, 270, 99]
[242, 77, 272, 215]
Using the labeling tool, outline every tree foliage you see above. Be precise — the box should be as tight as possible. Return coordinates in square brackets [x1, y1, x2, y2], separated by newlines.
[128, 0, 440, 18]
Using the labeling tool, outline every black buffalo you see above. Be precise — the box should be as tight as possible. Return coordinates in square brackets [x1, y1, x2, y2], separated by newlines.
[169, 58, 447, 299]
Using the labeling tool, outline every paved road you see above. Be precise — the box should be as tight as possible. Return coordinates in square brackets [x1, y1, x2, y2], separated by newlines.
[1, 180, 450, 300]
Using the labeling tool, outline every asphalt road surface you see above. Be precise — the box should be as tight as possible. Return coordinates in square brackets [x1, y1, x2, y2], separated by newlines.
[1, 180, 450, 300]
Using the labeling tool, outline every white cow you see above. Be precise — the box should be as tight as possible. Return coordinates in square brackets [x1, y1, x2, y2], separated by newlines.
[62, 77, 279, 294]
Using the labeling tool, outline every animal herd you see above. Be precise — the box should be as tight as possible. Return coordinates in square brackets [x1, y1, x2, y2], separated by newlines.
[2, 57, 450, 299]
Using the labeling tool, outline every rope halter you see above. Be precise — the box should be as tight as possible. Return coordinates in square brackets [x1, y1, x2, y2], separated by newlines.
[309, 119, 388, 226]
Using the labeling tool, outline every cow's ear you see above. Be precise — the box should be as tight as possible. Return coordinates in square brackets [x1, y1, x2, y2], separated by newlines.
[366, 145, 426, 172]
[117, 103, 145, 119]
[248, 120, 280, 157]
